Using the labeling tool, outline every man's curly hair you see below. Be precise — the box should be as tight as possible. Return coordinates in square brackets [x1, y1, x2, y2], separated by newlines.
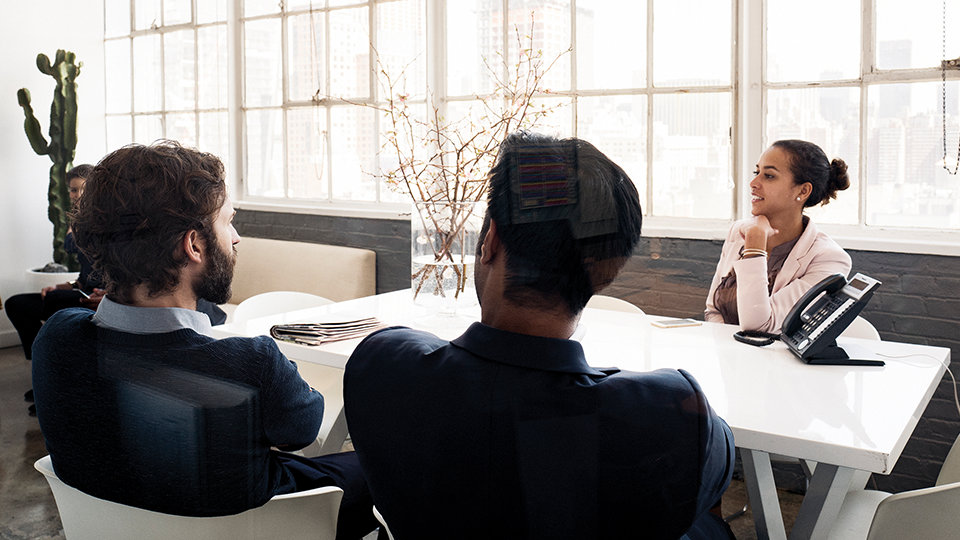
[71, 140, 226, 304]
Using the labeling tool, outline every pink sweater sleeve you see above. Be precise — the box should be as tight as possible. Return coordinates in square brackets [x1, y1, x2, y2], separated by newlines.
[735, 240, 852, 332]
[705, 224, 742, 323]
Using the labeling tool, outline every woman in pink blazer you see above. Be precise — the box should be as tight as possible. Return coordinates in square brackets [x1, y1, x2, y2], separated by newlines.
[705, 140, 852, 332]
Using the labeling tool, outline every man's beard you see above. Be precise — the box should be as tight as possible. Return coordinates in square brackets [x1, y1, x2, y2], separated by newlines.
[193, 238, 236, 305]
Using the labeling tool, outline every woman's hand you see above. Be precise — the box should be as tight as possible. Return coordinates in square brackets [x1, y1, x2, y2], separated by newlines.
[41, 282, 75, 298]
[79, 288, 106, 309]
[739, 215, 779, 251]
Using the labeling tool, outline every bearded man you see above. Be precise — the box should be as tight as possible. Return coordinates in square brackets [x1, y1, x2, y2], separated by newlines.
[32, 141, 376, 539]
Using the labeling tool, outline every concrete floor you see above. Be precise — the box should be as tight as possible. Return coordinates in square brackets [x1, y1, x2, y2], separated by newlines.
[0, 344, 801, 538]
[0, 345, 63, 539]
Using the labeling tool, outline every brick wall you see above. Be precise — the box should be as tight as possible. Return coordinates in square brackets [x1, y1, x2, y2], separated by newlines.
[234, 209, 960, 493]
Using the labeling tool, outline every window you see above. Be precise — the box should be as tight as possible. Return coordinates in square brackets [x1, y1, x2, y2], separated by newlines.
[764, 0, 960, 231]
[445, 0, 734, 219]
[103, 0, 960, 251]
[242, 0, 424, 205]
[103, 0, 230, 162]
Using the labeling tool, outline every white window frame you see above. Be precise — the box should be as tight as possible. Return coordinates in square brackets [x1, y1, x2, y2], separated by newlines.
[107, 0, 960, 256]
[103, 0, 229, 161]
[238, 0, 406, 210]
[241, 0, 741, 224]
[743, 0, 960, 255]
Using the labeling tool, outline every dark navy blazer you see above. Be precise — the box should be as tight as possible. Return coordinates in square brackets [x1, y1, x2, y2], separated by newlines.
[345, 322, 735, 539]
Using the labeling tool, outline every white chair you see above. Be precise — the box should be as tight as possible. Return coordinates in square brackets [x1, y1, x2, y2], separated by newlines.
[231, 291, 334, 324]
[828, 433, 960, 539]
[840, 316, 881, 341]
[372, 505, 395, 540]
[586, 295, 645, 314]
[936, 433, 960, 486]
[34, 455, 343, 540]
[292, 360, 349, 457]
[828, 482, 960, 539]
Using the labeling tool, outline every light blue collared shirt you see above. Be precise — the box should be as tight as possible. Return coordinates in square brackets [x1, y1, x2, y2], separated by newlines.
[92, 296, 213, 335]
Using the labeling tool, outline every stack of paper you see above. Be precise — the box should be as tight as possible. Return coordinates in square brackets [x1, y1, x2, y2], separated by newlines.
[269, 317, 385, 346]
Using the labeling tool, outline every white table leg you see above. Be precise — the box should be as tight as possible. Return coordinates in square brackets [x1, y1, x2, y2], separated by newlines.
[847, 470, 871, 492]
[742, 449, 787, 540]
[790, 463, 855, 540]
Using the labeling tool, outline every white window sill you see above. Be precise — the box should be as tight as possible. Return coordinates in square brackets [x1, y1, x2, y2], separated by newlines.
[235, 200, 410, 220]
[628, 219, 960, 257]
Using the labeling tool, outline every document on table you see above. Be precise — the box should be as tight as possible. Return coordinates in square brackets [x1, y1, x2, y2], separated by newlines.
[270, 317, 385, 346]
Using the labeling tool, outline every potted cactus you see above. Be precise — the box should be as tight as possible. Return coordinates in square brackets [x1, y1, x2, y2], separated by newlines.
[17, 49, 82, 285]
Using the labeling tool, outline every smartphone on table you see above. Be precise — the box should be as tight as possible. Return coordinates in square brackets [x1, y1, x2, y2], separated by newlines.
[650, 318, 702, 329]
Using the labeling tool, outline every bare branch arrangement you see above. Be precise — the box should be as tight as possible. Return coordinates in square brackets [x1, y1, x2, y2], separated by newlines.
[356, 14, 569, 302]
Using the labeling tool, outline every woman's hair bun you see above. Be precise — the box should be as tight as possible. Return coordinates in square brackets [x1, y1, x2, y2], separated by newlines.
[825, 158, 850, 202]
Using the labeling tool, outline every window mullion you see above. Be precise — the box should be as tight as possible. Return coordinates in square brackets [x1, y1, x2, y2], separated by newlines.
[369, 0, 377, 102]
[130, 0, 137, 40]
[369, 0, 379, 203]
[570, 0, 577, 136]
[645, 0, 654, 215]
[857, 84, 868, 226]
[738, 0, 763, 220]
[228, 0, 244, 199]
[159, 28, 167, 138]
[325, 6, 333, 202]
[501, 0, 508, 96]
[193, 0, 200, 148]
[129, 1, 136, 143]
[862, 0, 876, 77]
[427, 0, 445, 124]
[128, 35, 136, 142]
[859, 0, 875, 227]
[280, 8, 290, 198]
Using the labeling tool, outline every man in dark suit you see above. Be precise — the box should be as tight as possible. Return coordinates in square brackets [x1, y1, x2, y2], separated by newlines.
[345, 132, 735, 539]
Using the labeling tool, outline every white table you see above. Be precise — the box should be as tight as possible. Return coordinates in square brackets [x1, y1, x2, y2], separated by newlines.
[210, 290, 949, 540]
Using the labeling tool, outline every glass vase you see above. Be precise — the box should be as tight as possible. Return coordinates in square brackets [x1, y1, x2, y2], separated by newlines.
[411, 201, 484, 315]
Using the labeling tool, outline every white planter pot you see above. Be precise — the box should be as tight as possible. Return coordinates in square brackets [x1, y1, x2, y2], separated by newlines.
[25, 267, 80, 292]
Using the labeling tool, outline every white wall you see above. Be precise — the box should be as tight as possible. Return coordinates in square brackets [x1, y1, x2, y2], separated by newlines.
[1, 0, 105, 347]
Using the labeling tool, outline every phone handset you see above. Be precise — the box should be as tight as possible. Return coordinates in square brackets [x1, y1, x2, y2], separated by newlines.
[781, 274, 848, 336]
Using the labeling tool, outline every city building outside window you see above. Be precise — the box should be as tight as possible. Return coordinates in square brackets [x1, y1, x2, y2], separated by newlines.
[103, 0, 960, 251]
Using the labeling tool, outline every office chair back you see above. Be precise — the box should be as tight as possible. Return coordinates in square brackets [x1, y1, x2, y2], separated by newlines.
[35, 455, 342, 540]
[232, 291, 333, 323]
[373, 505, 395, 540]
[291, 360, 349, 457]
[840, 316, 881, 341]
[829, 436, 960, 539]
[585, 295, 645, 314]
[864, 482, 960, 540]
[935, 433, 960, 486]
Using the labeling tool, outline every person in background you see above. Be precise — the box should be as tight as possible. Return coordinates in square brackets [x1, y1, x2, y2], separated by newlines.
[5, 164, 101, 415]
[705, 139, 852, 332]
[345, 132, 735, 539]
[31, 141, 376, 538]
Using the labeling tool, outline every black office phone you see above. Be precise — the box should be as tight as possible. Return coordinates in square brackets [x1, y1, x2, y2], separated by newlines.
[780, 272, 883, 366]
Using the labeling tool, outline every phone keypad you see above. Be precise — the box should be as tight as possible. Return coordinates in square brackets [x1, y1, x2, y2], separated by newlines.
[796, 297, 855, 348]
